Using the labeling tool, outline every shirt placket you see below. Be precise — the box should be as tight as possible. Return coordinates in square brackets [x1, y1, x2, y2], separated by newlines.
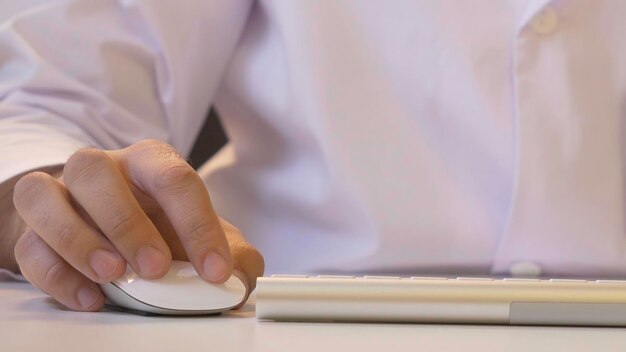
[492, 0, 626, 277]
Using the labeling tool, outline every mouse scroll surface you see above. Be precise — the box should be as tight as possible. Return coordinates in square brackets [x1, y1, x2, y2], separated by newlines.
[100, 261, 247, 315]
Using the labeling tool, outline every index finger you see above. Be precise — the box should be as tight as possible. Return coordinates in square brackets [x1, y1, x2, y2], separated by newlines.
[111, 140, 233, 283]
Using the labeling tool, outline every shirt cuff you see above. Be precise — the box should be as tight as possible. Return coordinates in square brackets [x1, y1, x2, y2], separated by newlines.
[0, 116, 90, 184]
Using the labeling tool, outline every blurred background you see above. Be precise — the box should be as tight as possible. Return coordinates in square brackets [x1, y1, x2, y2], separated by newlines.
[188, 110, 227, 168]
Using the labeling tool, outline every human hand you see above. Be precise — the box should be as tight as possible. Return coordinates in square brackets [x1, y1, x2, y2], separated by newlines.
[12, 140, 264, 311]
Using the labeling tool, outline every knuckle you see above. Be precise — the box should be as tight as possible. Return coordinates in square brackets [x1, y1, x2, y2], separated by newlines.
[155, 143, 183, 160]
[106, 208, 142, 239]
[54, 223, 80, 251]
[63, 148, 110, 186]
[185, 220, 219, 244]
[13, 172, 52, 211]
[153, 161, 197, 193]
[43, 260, 71, 289]
[135, 139, 183, 161]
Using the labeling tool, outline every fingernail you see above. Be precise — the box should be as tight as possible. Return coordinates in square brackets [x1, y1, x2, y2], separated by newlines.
[136, 246, 166, 277]
[203, 252, 229, 282]
[77, 287, 100, 310]
[89, 249, 121, 279]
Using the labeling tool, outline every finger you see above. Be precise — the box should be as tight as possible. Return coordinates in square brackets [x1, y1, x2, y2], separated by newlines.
[142, 207, 189, 261]
[221, 219, 264, 292]
[63, 148, 171, 279]
[13, 171, 126, 283]
[220, 219, 264, 309]
[14, 229, 105, 311]
[111, 140, 233, 283]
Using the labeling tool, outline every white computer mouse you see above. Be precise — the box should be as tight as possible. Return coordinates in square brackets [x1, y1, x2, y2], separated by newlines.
[99, 260, 247, 315]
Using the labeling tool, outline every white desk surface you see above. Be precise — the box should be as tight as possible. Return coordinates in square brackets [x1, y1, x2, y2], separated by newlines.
[2, 281, 626, 352]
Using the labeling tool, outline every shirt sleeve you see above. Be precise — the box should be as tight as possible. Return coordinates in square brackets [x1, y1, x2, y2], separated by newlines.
[0, 0, 253, 184]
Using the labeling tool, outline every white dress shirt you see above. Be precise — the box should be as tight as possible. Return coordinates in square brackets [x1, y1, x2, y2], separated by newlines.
[1, 0, 626, 277]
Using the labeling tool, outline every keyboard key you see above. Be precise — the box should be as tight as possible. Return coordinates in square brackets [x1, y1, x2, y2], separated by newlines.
[363, 276, 401, 280]
[595, 280, 626, 284]
[549, 279, 588, 283]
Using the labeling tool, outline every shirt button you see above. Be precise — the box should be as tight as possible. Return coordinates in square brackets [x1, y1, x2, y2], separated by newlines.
[509, 261, 543, 277]
[530, 7, 559, 34]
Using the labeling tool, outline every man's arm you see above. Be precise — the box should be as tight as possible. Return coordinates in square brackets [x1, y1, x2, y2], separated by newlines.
[0, 1, 262, 311]
[0, 0, 252, 274]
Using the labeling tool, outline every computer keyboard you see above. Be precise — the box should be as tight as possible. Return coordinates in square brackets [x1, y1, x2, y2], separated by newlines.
[256, 275, 626, 326]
